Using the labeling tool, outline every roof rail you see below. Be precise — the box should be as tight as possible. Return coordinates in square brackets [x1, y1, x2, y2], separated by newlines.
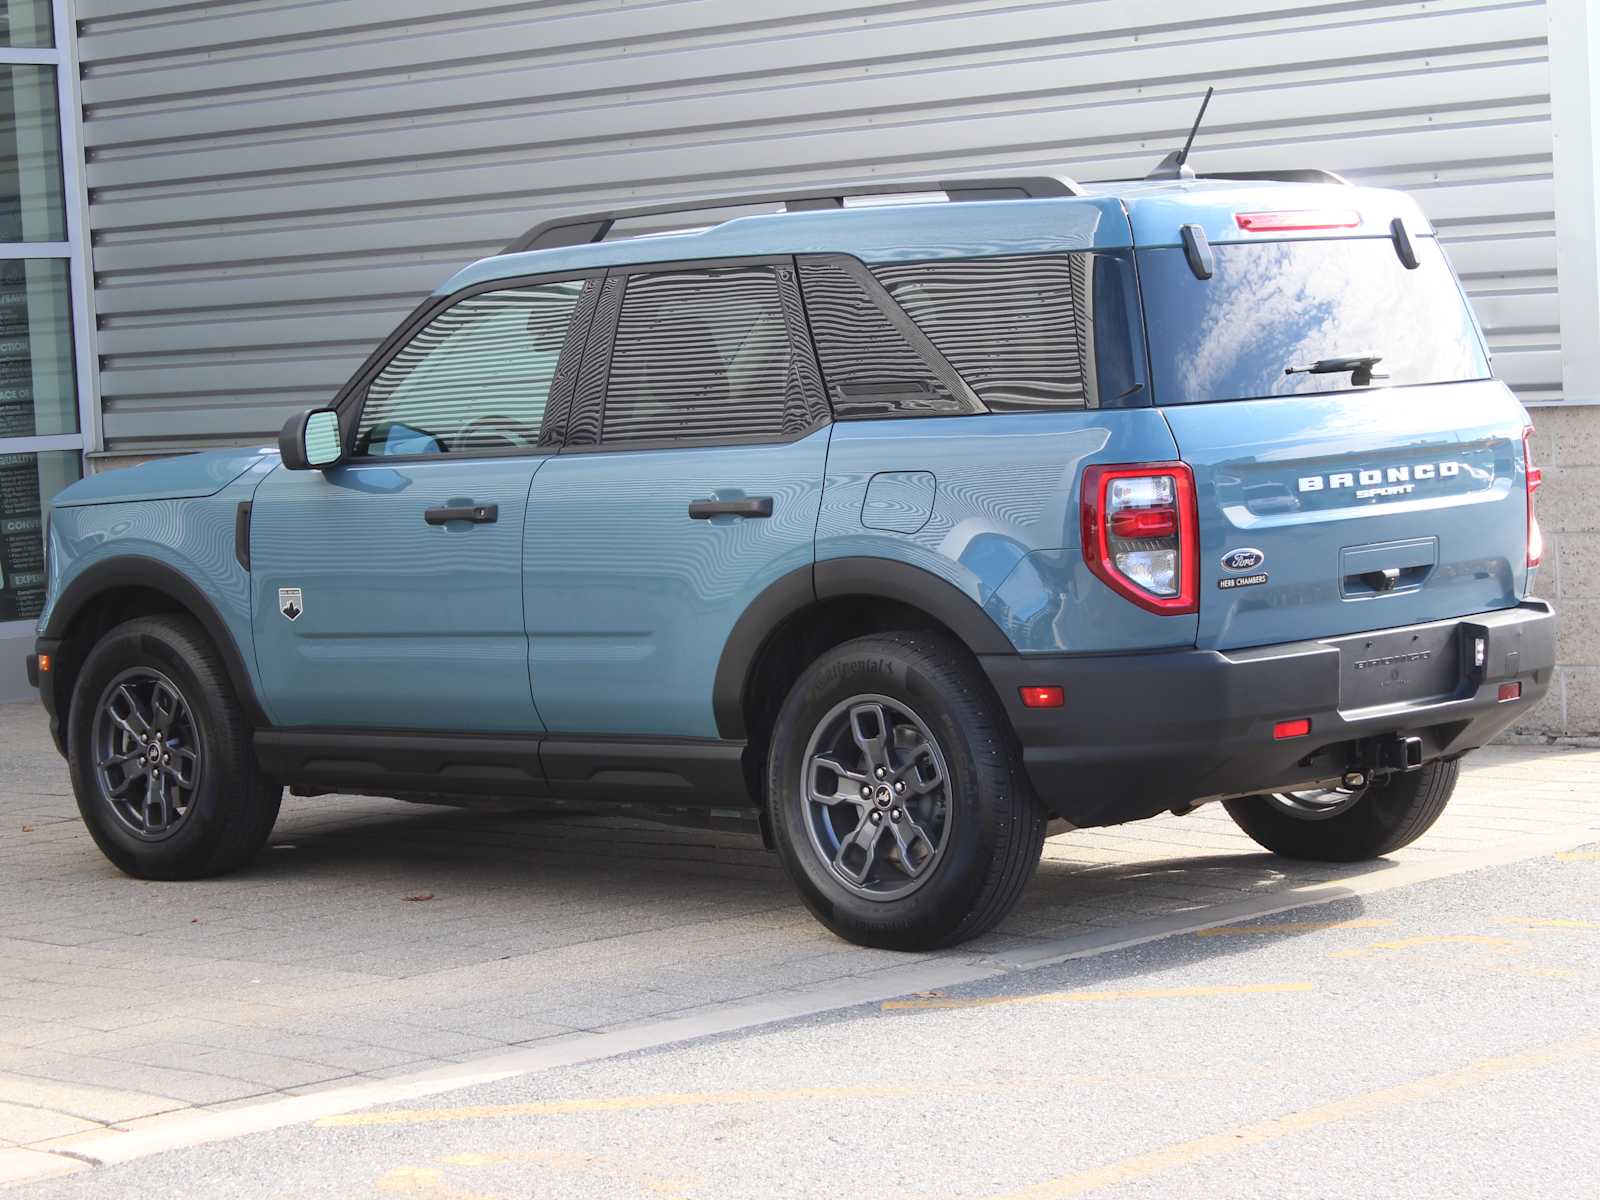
[1199, 169, 1351, 186]
[500, 176, 1081, 254]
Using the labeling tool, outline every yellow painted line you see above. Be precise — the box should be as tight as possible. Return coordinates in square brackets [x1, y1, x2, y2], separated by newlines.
[982, 1031, 1600, 1199]
[319, 1076, 1184, 1130]
[1330, 934, 1523, 959]
[1402, 954, 1583, 982]
[1195, 918, 1395, 938]
[439, 1151, 697, 1199]
[1555, 851, 1600, 861]
[882, 982, 1313, 1010]
[375, 1165, 496, 1200]
[1494, 916, 1600, 931]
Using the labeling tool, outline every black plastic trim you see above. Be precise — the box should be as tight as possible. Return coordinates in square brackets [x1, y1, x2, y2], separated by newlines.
[710, 558, 1016, 740]
[1180, 224, 1214, 280]
[41, 558, 270, 732]
[424, 503, 498, 526]
[983, 600, 1555, 827]
[234, 501, 252, 570]
[25, 653, 38, 689]
[541, 735, 751, 806]
[1391, 216, 1420, 270]
[712, 564, 818, 739]
[254, 728, 752, 807]
[688, 497, 773, 520]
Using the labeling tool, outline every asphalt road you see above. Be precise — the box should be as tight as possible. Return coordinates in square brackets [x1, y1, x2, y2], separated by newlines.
[15, 841, 1598, 1200]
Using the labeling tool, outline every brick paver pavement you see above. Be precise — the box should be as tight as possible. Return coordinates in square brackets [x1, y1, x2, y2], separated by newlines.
[3, 698, 1597, 1162]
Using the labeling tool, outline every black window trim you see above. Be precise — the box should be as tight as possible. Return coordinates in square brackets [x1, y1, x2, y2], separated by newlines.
[559, 253, 836, 457]
[331, 266, 606, 467]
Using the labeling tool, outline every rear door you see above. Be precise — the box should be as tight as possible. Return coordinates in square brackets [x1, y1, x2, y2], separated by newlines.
[1140, 231, 1532, 652]
[523, 259, 831, 739]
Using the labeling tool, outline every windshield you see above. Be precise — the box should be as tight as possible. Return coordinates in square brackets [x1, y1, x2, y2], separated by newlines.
[1138, 236, 1490, 405]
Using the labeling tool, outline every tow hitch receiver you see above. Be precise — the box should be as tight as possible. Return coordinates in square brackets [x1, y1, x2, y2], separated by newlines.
[1362, 734, 1425, 774]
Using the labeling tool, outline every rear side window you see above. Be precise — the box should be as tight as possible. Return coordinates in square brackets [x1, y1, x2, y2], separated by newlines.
[871, 254, 1094, 410]
[357, 281, 585, 456]
[602, 264, 820, 445]
[1139, 236, 1490, 405]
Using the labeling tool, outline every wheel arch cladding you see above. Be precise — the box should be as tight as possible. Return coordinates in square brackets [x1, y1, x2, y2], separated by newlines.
[712, 557, 1015, 741]
[44, 556, 270, 729]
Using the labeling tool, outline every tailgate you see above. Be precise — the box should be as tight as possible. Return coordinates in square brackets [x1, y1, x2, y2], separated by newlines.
[1163, 382, 1530, 651]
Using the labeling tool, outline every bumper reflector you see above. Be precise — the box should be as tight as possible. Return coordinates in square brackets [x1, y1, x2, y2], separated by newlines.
[1498, 682, 1522, 702]
[1019, 686, 1065, 709]
[1273, 718, 1311, 740]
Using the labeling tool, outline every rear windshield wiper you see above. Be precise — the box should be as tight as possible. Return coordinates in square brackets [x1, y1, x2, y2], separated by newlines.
[1284, 353, 1387, 387]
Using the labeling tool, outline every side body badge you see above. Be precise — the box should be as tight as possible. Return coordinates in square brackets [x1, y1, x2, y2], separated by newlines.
[279, 587, 304, 621]
[1221, 547, 1265, 572]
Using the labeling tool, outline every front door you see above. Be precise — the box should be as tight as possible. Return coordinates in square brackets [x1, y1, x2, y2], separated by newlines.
[250, 276, 595, 732]
[524, 260, 831, 739]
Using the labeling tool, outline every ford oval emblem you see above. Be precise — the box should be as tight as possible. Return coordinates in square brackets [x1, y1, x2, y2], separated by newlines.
[1221, 547, 1265, 572]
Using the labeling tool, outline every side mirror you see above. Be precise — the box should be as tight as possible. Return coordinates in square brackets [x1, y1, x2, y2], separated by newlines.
[279, 408, 344, 471]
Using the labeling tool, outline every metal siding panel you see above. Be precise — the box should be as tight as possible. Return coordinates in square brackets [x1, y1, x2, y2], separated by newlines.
[77, 0, 1563, 449]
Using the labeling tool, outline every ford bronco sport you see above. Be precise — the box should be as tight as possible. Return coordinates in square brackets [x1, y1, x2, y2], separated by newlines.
[28, 170, 1554, 950]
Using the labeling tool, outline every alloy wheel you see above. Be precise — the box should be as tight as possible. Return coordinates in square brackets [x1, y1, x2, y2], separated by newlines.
[92, 668, 203, 840]
[800, 694, 953, 900]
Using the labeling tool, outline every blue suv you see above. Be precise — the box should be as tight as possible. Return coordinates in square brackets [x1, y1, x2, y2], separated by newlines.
[28, 172, 1554, 950]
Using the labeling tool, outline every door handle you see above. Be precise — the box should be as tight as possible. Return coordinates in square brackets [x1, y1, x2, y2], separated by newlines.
[688, 496, 774, 520]
[424, 503, 498, 525]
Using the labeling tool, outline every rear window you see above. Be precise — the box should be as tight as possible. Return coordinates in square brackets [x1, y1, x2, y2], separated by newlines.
[1138, 236, 1490, 405]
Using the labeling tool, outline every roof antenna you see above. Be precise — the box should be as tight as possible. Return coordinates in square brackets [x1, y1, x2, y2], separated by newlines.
[1146, 86, 1214, 181]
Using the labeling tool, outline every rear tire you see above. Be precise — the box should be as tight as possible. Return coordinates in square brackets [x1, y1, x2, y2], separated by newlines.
[67, 614, 281, 880]
[767, 632, 1045, 950]
[1223, 758, 1460, 862]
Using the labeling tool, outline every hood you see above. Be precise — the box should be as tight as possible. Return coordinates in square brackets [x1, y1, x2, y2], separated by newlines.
[54, 447, 274, 508]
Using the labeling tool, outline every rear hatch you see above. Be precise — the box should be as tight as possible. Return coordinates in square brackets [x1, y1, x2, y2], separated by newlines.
[1133, 194, 1533, 651]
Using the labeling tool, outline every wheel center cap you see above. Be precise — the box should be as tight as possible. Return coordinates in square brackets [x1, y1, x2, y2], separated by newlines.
[875, 786, 892, 806]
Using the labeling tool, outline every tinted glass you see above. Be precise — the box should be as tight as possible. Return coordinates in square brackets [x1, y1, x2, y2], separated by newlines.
[1, 448, 79, 621]
[0, 64, 65, 241]
[799, 257, 968, 419]
[357, 281, 583, 456]
[603, 265, 794, 444]
[872, 254, 1091, 410]
[0, 257, 75, 437]
[1139, 236, 1490, 405]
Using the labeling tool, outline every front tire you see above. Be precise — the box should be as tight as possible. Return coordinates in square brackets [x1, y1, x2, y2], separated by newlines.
[67, 614, 282, 880]
[1223, 758, 1460, 862]
[767, 632, 1045, 950]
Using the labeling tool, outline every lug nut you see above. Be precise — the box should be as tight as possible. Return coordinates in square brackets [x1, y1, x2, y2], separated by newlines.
[860, 785, 872, 799]
[890, 808, 902, 821]
[894, 780, 906, 794]
[874, 766, 887, 780]
[870, 811, 883, 824]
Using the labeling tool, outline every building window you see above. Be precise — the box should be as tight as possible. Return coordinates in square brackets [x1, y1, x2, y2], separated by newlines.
[0, 0, 89, 634]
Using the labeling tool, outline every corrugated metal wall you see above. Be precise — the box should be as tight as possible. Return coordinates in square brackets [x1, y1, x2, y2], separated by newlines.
[73, 0, 1559, 451]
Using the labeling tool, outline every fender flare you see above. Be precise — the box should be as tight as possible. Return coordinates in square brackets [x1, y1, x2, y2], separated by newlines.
[44, 555, 270, 726]
[711, 557, 1015, 739]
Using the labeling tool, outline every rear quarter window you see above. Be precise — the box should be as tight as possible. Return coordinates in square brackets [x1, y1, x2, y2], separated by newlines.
[1138, 236, 1489, 405]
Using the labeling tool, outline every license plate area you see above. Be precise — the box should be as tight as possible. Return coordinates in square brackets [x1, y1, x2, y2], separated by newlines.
[1334, 623, 1462, 709]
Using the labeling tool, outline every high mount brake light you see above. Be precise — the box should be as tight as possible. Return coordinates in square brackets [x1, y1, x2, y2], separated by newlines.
[1234, 209, 1361, 232]
[1523, 425, 1543, 569]
[1080, 462, 1199, 615]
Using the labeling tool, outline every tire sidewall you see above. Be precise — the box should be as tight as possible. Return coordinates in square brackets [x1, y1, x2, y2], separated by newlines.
[768, 638, 1003, 943]
[67, 621, 241, 877]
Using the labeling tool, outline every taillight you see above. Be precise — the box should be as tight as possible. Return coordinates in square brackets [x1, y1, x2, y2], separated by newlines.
[1234, 209, 1361, 232]
[1523, 425, 1543, 569]
[1081, 462, 1199, 615]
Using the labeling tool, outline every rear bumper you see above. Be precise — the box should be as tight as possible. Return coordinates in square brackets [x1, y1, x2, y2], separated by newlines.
[980, 600, 1555, 828]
